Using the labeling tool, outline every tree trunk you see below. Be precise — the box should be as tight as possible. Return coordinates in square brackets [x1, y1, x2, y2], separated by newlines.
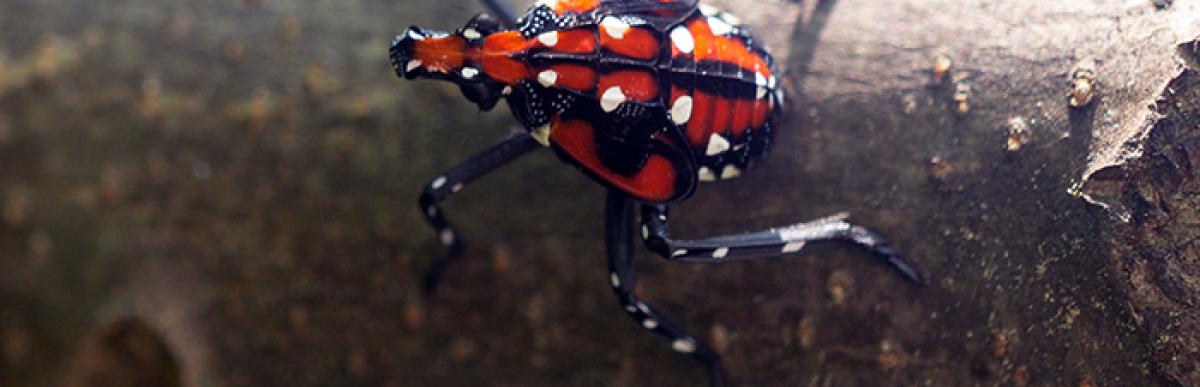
[0, 0, 1198, 386]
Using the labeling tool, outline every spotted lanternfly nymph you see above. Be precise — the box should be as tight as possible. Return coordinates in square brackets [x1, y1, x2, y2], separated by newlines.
[390, 0, 926, 385]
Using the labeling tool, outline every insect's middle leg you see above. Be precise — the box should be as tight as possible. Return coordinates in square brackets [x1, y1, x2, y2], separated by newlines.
[419, 133, 541, 293]
[605, 191, 725, 387]
[639, 205, 927, 284]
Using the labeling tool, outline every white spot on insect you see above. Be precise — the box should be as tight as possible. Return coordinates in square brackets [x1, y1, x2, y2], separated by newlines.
[462, 28, 482, 40]
[698, 166, 716, 182]
[636, 302, 650, 314]
[460, 67, 479, 79]
[670, 95, 693, 125]
[670, 26, 694, 54]
[600, 86, 626, 112]
[501, 86, 513, 95]
[537, 69, 559, 87]
[426, 65, 443, 73]
[610, 272, 621, 288]
[755, 72, 768, 87]
[707, 17, 734, 36]
[782, 241, 806, 253]
[642, 319, 659, 330]
[756, 86, 768, 100]
[706, 134, 730, 156]
[719, 12, 742, 26]
[600, 16, 630, 39]
[405, 60, 422, 73]
[698, 4, 719, 16]
[768, 75, 777, 89]
[430, 176, 447, 190]
[720, 165, 742, 179]
[537, 31, 558, 47]
[625, 305, 638, 313]
[641, 225, 650, 240]
[672, 249, 687, 257]
[451, 183, 463, 193]
[407, 30, 424, 40]
[712, 247, 729, 258]
[530, 123, 552, 146]
[440, 229, 455, 245]
[779, 226, 825, 242]
[672, 338, 697, 353]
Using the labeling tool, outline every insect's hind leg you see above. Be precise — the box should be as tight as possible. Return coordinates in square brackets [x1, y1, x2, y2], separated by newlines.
[480, 0, 519, 27]
[640, 205, 927, 284]
[419, 133, 541, 294]
[606, 191, 726, 387]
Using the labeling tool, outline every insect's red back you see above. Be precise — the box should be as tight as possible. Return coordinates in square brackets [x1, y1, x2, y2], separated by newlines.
[391, 0, 782, 204]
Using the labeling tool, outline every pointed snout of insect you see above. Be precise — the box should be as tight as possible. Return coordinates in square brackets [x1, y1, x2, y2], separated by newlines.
[389, 26, 425, 79]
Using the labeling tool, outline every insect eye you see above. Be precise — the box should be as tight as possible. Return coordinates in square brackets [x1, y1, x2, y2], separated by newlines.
[464, 13, 502, 36]
[389, 26, 424, 78]
[458, 81, 501, 111]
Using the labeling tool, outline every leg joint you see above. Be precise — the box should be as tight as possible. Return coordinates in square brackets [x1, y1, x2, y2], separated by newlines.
[639, 205, 674, 258]
[642, 234, 672, 258]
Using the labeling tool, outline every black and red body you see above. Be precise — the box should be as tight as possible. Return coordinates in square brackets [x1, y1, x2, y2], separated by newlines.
[390, 0, 782, 204]
[391, 3, 925, 385]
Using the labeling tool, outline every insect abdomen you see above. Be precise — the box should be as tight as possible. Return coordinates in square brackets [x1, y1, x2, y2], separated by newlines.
[483, 3, 781, 185]
[662, 11, 780, 182]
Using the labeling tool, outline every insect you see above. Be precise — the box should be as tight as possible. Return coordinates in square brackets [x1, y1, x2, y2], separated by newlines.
[389, 0, 926, 385]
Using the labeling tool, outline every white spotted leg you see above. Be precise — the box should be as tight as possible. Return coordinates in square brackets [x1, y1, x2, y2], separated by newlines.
[419, 133, 542, 293]
[605, 191, 726, 387]
[640, 205, 927, 284]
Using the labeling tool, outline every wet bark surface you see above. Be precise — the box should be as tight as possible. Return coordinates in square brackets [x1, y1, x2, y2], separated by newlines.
[1, 0, 1198, 386]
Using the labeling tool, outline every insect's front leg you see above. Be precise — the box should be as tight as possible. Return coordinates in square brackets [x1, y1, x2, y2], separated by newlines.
[605, 190, 726, 387]
[640, 205, 927, 284]
[419, 133, 541, 293]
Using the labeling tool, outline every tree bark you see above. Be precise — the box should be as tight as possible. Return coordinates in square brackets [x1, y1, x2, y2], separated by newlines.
[0, 0, 1198, 387]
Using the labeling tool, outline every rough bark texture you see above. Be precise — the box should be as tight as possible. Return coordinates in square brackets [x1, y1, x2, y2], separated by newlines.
[1081, 68, 1200, 385]
[1, 0, 1199, 387]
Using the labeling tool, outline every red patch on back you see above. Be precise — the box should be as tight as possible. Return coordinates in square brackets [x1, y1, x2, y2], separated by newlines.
[751, 96, 769, 128]
[539, 29, 597, 54]
[687, 90, 715, 146]
[481, 32, 534, 84]
[550, 118, 678, 202]
[598, 70, 658, 102]
[730, 98, 752, 139]
[552, 0, 601, 14]
[687, 19, 772, 79]
[711, 96, 732, 137]
[600, 26, 659, 60]
[542, 63, 597, 92]
[413, 35, 468, 73]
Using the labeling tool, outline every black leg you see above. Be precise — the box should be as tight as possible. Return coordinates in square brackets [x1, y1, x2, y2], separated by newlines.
[605, 190, 726, 387]
[640, 205, 927, 284]
[420, 133, 541, 293]
[481, 0, 519, 28]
